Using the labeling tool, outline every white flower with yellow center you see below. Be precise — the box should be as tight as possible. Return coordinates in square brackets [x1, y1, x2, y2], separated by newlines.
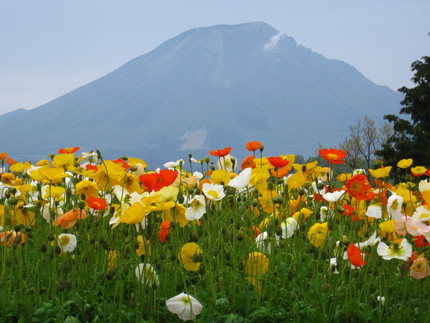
[281, 217, 298, 239]
[185, 195, 206, 220]
[387, 194, 403, 220]
[135, 263, 159, 287]
[58, 233, 77, 253]
[365, 204, 382, 219]
[163, 159, 184, 169]
[418, 179, 430, 193]
[217, 154, 237, 173]
[228, 167, 252, 190]
[355, 231, 380, 249]
[377, 239, 412, 261]
[202, 183, 225, 201]
[319, 206, 330, 222]
[322, 190, 345, 202]
[353, 169, 366, 176]
[166, 292, 203, 321]
[412, 205, 430, 222]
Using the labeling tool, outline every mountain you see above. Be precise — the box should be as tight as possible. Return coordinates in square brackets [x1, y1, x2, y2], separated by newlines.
[1, 22, 402, 167]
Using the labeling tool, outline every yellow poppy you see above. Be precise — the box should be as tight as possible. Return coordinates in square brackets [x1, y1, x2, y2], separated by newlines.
[307, 222, 329, 247]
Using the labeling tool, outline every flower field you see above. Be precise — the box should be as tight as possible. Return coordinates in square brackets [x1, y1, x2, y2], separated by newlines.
[1, 145, 430, 322]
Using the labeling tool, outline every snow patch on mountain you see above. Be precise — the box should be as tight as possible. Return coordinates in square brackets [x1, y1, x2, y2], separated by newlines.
[263, 33, 286, 51]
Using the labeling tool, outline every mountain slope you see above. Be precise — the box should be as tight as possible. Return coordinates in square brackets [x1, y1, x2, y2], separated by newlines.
[0, 22, 402, 166]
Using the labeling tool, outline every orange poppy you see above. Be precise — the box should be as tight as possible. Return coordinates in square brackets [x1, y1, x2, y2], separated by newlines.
[319, 148, 346, 164]
[0, 230, 26, 247]
[0, 152, 8, 160]
[139, 169, 178, 192]
[347, 243, 366, 267]
[345, 174, 374, 201]
[267, 156, 289, 168]
[270, 164, 291, 178]
[209, 147, 232, 157]
[241, 155, 256, 170]
[158, 220, 171, 244]
[85, 164, 99, 173]
[86, 196, 107, 210]
[58, 147, 80, 154]
[6, 158, 17, 166]
[54, 209, 87, 229]
[112, 158, 130, 170]
[246, 141, 262, 152]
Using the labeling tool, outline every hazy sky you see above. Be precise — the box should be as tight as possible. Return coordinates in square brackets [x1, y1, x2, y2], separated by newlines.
[1, 0, 429, 115]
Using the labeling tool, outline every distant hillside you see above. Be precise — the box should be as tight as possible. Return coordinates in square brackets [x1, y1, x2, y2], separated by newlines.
[0, 22, 402, 167]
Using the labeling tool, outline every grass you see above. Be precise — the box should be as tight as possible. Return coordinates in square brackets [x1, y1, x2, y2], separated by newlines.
[1, 150, 429, 322]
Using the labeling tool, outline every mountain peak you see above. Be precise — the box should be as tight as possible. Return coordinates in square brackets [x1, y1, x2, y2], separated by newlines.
[194, 21, 278, 33]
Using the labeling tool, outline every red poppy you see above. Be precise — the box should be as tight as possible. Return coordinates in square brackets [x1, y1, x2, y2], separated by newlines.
[241, 155, 256, 170]
[345, 174, 374, 201]
[246, 141, 262, 152]
[313, 193, 325, 202]
[58, 147, 80, 154]
[319, 148, 346, 164]
[413, 235, 430, 248]
[86, 196, 107, 210]
[158, 220, 171, 244]
[139, 169, 178, 192]
[209, 147, 232, 157]
[342, 203, 353, 215]
[267, 156, 289, 168]
[112, 158, 130, 170]
[347, 243, 366, 267]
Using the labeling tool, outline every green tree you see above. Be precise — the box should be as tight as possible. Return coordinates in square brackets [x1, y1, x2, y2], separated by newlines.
[377, 56, 430, 166]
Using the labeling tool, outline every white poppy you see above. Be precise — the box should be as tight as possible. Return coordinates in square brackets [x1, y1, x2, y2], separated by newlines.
[228, 168, 252, 189]
[164, 159, 184, 169]
[255, 231, 271, 254]
[281, 217, 298, 239]
[412, 205, 430, 222]
[166, 292, 203, 321]
[355, 231, 380, 249]
[322, 190, 345, 202]
[377, 239, 412, 261]
[418, 179, 430, 193]
[58, 233, 77, 253]
[319, 206, 330, 222]
[135, 263, 159, 287]
[192, 171, 204, 180]
[387, 194, 403, 220]
[217, 154, 237, 173]
[353, 169, 366, 176]
[330, 257, 339, 274]
[311, 180, 326, 195]
[185, 195, 206, 220]
[202, 183, 225, 201]
[365, 205, 382, 219]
